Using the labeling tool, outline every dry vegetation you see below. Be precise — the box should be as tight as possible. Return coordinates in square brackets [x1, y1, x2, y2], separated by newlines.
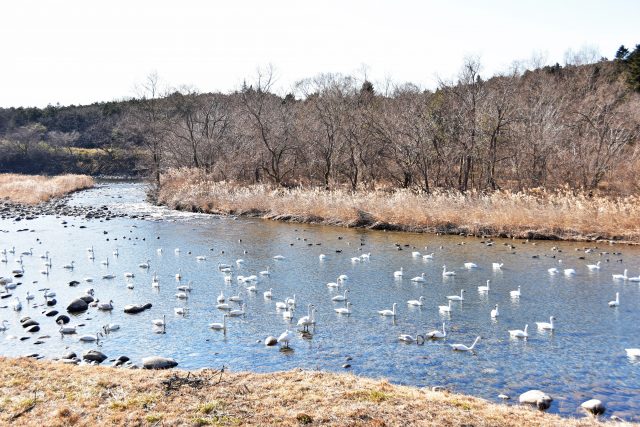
[0, 357, 605, 426]
[0, 173, 94, 204]
[159, 168, 640, 243]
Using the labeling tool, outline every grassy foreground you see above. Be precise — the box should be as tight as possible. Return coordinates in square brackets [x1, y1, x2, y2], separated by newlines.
[0, 173, 94, 204]
[158, 169, 640, 243]
[0, 357, 602, 426]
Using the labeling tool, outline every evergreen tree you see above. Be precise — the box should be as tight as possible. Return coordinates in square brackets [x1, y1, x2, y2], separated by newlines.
[626, 44, 640, 92]
[615, 45, 630, 60]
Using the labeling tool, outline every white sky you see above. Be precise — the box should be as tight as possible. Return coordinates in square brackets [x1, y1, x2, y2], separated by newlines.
[0, 0, 637, 107]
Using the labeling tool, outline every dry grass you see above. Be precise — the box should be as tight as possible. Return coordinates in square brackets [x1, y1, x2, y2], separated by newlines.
[0, 173, 94, 204]
[0, 357, 605, 426]
[158, 168, 640, 243]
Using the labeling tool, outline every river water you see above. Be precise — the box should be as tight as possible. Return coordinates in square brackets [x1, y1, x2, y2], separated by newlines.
[1, 182, 639, 420]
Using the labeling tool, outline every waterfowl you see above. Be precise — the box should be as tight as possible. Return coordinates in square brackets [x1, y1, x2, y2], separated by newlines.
[273, 255, 285, 260]
[338, 274, 348, 282]
[626, 348, 640, 358]
[297, 306, 316, 331]
[426, 323, 446, 339]
[411, 251, 421, 258]
[318, 254, 326, 260]
[195, 255, 207, 261]
[332, 290, 349, 302]
[378, 303, 397, 317]
[124, 272, 135, 278]
[393, 267, 403, 278]
[0, 320, 9, 331]
[97, 300, 114, 311]
[259, 267, 270, 276]
[174, 307, 188, 316]
[564, 268, 576, 276]
[586, 261, 601, 271]
[151, 315, 166, 327]
[263, 288, 273, 299]
[439, 301, 452, 314]
[101, 258, 109, 266]
[103, 323, 120, 332]
[509, 324, 528, 338]
[277, 329, 293, 348]
[217, 291, 225, 303]
[59, 324, 77, 335]
[492, 262, 503, 270]
[547, 267, 559, 275]
[447, 290, 465, 301]
[450, 336, 480, 352]
[79, 332, 103, 342]
[177, 281, 193, 292]
[209, 314, 227, 331]
[478, 280, 490, 292]
[229, 304, 246, 317]
[536, 316, 556, 330]
[491, 304, 499, 318]
[422, 253, 435, 260]
[102, 274, 116, 279]
[510, 286, 521, 298]
[229, 293, 243, 302]
[139, 259, 151, 268]
[282, 306, 295, 320]
[399, 334, 424, 344]
[612, 269, 628, 281]
[216, 303, 231, 310]
[464, 262, 478, 269]
[63, 261, 75, 270]
[407, 296, 425, 306]
[410, 273, 426, 283]
[285, 294, 296, 306]
[442, 265, 456, 277]
[608, 292, 620, 307]
[11, 297, 21, 311]
[175, 292, 188, 299]
[334, 302, 352, 315]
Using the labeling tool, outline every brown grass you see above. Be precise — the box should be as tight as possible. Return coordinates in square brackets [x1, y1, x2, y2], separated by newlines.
[0, 357, 604, 426]
[0, 173, 94, 204]
[158, 168, 640, 243]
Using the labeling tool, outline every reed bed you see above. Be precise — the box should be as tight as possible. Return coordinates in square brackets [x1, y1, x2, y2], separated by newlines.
[0, 173, 94, 204]
[158, 168, 640, 243]
[0, 357, 602, 426]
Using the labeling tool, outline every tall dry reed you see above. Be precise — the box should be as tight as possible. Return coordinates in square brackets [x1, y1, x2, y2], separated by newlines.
[159, 168, 640, 242]
[0, 174, 94, 204]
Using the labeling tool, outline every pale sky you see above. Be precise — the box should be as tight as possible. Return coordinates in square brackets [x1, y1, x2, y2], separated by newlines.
[0, 0, 637, 108]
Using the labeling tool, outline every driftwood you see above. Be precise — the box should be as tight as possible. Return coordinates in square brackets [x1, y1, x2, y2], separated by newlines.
[160, 366, 225, 395]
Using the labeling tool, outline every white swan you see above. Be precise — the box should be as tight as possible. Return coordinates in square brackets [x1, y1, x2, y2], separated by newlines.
[113, 249, 119, 256]
[139, 259, 151, 268]
[175, 269, 182, 280]
[399, 334, 424, 343]
[59, 324, 77, 335]
[426, 323, 446, 339]
[509, 324, 528, 338]
[411, 251, 421, 258]
[478, 280, 490, 292]
[608, 292, 620, 307]
[229, 304, 246, 317]
[273, 255, 285, 260]
[25, 291, 34, 301]
[442, 265, 456, 277]
[612, 269, 628, 281]
[101, 258, 109, 266]
[297, 306, 316, 330]
[451, 336, 480, 352]
[447, 290, 465, 301]
[422, 253, 435, 260]
[564, 268, 576, 276]
[536, 316, 555, 330]
[151, 315, 166, 327]
[97, 300, 114, 311]
[351, 256, 361, 263]
[151, 273, 160, 288]
[259, 267, 270, 276]
[586, 261, 601, 271]
[626, 348, 640, 358]
[338, 274, 348, 282]
[103, 323, 120, 332]
[285, 294, 296, 306]
[0, 320, 9, 331]
[195, 255, 207, 261]
[216, 303, 231, 311]
[548, 267, 559, 275]
[209, 314, 227, 331]
[236, 258, 245, 265]
[407, 296, 425, 306]
[326, 278, 340, 288]
[510, 286, 521, 298]
[62, 261, 75, 270]
[275, 301, 287, 309]
[177, 281, 193, 291]
[102, 274, 116, 279]
[378, 303, 397, 317]
[464, 262, 478, 269]
[491, 304, 499, 318]
[217, 291, 225, 303]
[277, 329, 293, 348]
[282, 306, 295, 320]
[332, 290, 349, 302]
[410, 273, 426, 282]
[334, 302, 352, 315]
[393, 267, 403, 278]
[11, 297, 21, 311]
[124, 272, 135, 278]
[439, 300, 452, 313]
[263, 288, 273, 299]
[175, 291, 188, 299]
[79, 332, 103, 342]
[492, 262, 503, 270]
[360, 253, 371, 261]
[319, 254, 326, 260]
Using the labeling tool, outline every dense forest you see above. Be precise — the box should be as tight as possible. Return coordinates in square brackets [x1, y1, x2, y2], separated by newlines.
[1, 45, 639, 193]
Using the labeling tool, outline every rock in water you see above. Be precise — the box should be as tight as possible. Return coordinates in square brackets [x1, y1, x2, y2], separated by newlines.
[142, 356, 178, 369]
[519, 390, 553, 410]
[82, 350, 108, 363]
[67, 298, 88, 313]
[264, 336, 277, 346]
[581, 399, 606, 416]
[124, 303, 152, 314]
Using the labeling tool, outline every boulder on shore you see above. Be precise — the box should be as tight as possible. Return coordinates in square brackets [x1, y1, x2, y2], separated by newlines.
[264, 336, 277, 346]
[124, 303, 152, 314]
[519, 390, 553, 410]
[67, 298, 88, 313]
[142, 356, 178, 369]
[581, 399, 606, 416]
[82, 350, 108, 364]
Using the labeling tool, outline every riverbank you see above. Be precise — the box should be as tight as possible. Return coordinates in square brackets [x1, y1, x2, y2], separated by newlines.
[0, 174, 94, 205]
[0, 357, 603, 426]
[157, 169, 640, 244]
